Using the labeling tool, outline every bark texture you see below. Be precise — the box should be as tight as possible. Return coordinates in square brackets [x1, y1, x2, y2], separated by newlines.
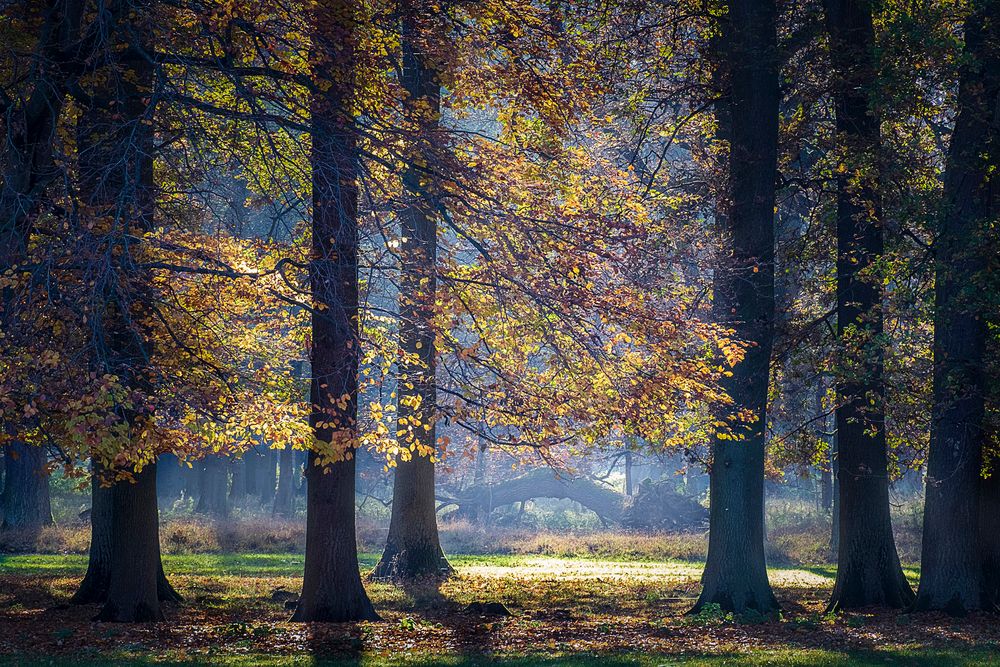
[695, 0, 781, 615]
[823, 0, 912, 612]
[915, 1, 999, 616]
[71, 463, 112, 604]
[292, 0, 378, 623]
[0, 442, 52, 530]
[373, 4, 451, 583]
[97, 464, 164, 622]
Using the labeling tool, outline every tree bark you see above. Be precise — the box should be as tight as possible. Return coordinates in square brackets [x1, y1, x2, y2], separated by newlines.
[694, 0, 781, 615]
[979, 467, 1000, 608]
[915, 2, 999, 616]
[823, 0, 913, 612]
[0, 442, 52, 530]
[0, 0, 87, 277]
[96, 464, 163, 622]
[373, 3, 451, 582]
[74, 11, 180, 616]
[292, 0, 378, 623]
[72, 462, 112, 604]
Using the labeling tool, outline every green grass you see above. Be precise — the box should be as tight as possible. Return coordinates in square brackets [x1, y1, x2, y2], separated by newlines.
[0, 552, 864, 579]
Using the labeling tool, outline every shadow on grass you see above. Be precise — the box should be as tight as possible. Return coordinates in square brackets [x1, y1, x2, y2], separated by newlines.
[2, 648, 999, 666]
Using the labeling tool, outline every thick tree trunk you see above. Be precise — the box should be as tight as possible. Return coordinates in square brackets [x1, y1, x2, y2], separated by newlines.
[273, 445, 297, 517]
[373, 4, 451, 583]
[694, 0, 781, 615]
[915, 2, 999, 616]
[73, 20, 179, 613]
[292, 0, 377, 623]
[980, 467, 1000, 608]
[196, 456, 230, 518]
[0, 442, 52, 530]
[823, 0, 913, 612]
[374, 453, 451, 580]
[96, 464, 164, 622]
[72, 463, 112, 604]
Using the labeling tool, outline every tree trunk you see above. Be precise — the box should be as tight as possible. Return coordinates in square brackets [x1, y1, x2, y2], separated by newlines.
[156, 453, 185, 504]
[694, 0, 781, 615]
[229, 457, 248, 504]
[196, 456, 230, 518]
[373, 3, 451, 583]
[273, 445, 297, 517]
[916, 2, 999, 615]
[0, 442, 52, 530]
[979, 467, 1000, 608]
[259, 448, 277, 504]
[72, 462, 112, 604]
[96, 464, 163, 622]
[823, 0, 912, 612]
[0, 0, 87, 277]
[624, 451, 634, 497]
[292, 0, 378, 623]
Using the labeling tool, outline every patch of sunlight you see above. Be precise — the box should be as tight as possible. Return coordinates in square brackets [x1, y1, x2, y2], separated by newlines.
[455, 556, 835, 588]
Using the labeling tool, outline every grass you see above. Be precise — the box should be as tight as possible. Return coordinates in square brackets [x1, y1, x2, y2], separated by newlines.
[2, 549, 997, 666]
[0, 552, 844, 585]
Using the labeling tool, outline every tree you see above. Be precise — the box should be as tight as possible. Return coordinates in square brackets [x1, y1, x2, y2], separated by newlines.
[71, 463, 111, 604]
[273, 444, 297, 517]
[0, 442, 52, 530]
[694, 0, 781, 615]
[915, 0, 999, 615]
[196, 455, 231, 518]
[64, 3, 181, 620]
[823, 0, 913, 611]
[372, 2, 451, 582]
[291, 0, 379, 623]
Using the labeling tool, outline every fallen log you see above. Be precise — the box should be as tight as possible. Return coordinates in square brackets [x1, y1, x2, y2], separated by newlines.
[442, 469, 623, 524]
[441, 470, 709, 532]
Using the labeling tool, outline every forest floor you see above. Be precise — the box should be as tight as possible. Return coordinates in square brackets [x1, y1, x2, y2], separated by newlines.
[0, 553, 998, 665]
